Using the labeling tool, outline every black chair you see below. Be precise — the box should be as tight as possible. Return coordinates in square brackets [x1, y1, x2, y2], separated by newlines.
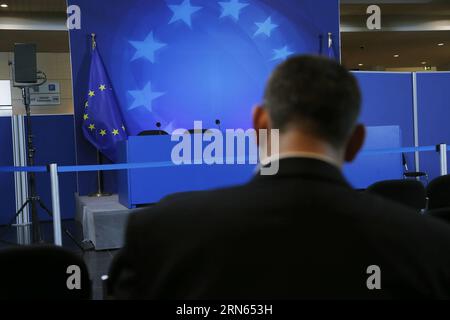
[427, 208, 450, 225]
[366, 179, 426, 211]
[0, 245, 91, 300]
[427, 174, 450, 210]
[402, 153, 428, 184]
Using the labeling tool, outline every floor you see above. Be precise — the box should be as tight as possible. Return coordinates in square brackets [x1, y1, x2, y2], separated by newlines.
[0, 220, 118, 300]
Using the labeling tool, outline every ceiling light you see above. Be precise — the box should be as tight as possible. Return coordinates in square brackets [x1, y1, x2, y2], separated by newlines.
[394, 54, 400, 58]
[358, 63, 364, 67]
[438, 43, 445, 46]
[421, 61, 427, 65]
[0, 4, 8, 8]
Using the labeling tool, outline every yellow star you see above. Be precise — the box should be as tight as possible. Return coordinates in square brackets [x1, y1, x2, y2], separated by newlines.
[121, 125, 126, 131]
[88, 124, 95, 131]
[83, 114, 89, 121]
[85, 101, 89, 108]
[99, 129, 107, 136]
[112, 129, 119, 136]
[99, 84, 106, 91]
[88, 90, 95, 97]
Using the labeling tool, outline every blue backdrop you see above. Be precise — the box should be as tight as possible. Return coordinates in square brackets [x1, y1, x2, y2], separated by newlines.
[67, 0, 340, 195]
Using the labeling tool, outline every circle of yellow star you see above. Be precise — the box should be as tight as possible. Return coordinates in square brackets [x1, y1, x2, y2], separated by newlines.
[112, 129, 119, 136]
[83, 114, 89, 121]
[99, 84, 106, 91]
[88, 124, 95, 131]
[88, 90, 95, 97]
[99, 129, 107, 136]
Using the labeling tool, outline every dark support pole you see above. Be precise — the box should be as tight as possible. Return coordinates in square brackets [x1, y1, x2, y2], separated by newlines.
[96, 150, 104, 194]
[23, 87, 42, 243]
[89, 150, 111, 197]
[319, 34, 323, 56]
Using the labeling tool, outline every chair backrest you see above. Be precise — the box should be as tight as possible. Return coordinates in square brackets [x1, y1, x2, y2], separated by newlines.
[367, 179, 426, 210]
[0, 245, 91, 300]
[427, 174, 450, 210]
[427, 208, 450, 225]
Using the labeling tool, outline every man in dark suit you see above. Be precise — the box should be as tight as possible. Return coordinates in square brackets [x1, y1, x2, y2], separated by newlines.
[109, 56, 450, 299]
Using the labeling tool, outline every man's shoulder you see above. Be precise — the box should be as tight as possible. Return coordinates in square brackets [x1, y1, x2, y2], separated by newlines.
[130, 181, 450, 245]
[161, 183, 251, 206]
[129, 184, 251, 225]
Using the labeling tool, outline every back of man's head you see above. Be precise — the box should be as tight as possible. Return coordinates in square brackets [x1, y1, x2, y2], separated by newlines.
[264, 55, 362, 149]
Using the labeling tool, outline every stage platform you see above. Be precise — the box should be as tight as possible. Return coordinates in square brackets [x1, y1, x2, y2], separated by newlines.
[75, 194, 140, 251]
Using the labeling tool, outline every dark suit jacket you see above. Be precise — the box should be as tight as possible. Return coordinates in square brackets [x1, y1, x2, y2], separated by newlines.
[109, 158, 450, 299]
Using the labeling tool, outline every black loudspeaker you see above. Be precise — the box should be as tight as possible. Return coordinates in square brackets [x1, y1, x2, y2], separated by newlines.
[14, 43, 37, 83]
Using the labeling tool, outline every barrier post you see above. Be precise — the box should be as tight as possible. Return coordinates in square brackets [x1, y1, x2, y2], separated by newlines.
[439, 144, 448, 176]
[49, 163, 62, 246]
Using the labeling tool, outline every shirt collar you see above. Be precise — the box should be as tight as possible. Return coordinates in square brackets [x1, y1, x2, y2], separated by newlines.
[260, 151, 341, 169]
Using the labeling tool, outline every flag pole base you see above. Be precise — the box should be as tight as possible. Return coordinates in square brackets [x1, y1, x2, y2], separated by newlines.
[88, 192, 112, 198]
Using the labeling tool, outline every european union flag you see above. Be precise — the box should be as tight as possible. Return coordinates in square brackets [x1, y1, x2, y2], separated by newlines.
[82, 37, 127, 162]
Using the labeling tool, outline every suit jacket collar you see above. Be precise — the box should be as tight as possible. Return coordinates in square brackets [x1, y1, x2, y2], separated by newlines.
[252, 157, 351, 189]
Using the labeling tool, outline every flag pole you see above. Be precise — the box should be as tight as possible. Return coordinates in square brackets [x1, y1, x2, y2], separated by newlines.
[327, 32, 337, 60]
[91, 33, 96, 50]
[89, 149, 111, 197]
[88, 33, 111, 198]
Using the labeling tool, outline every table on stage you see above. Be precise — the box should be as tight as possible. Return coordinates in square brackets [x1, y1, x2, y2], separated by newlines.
[117, 126, 403, 208]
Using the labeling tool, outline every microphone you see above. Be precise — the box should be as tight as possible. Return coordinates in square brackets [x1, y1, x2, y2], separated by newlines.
[402, 153, 408, 171]
[215, 119, 221, 131]
[156, 122, 162, 135]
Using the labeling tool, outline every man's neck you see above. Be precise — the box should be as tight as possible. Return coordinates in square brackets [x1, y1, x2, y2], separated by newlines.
[274, 131, 344, 168]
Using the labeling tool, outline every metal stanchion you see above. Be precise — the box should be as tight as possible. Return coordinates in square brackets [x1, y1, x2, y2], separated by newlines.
[12, 115, 31, 245]
[438, 143, 448, 176]
[49, 163, 62, 246]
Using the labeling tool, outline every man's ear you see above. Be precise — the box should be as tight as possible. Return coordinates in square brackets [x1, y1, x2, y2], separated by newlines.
[252, 105, 270, 146]
[344, 124, 366, 163]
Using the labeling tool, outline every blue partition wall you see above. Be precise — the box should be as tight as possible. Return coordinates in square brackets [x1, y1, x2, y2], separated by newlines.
[67, 0, 340, 195]
[0, 115, 77, 225]
[416, 72, 450, 180]
[31, 115, 77, 221]
[0, 117, 16, 225]
[353, 72, 415, 170]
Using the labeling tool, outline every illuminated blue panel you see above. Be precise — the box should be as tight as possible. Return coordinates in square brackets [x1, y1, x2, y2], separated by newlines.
[68, 0, 340, 195]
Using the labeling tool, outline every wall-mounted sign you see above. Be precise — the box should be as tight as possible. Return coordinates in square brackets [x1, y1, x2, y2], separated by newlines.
[30, 82, 61, 106]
